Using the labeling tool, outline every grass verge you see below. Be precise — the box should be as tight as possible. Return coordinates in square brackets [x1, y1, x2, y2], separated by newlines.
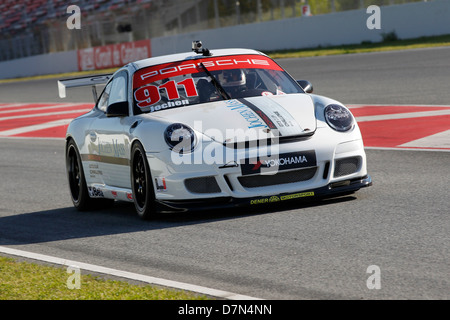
[0, 256, 211, 300]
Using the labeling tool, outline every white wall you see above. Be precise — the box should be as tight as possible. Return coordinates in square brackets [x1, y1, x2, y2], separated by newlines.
[151, 0, 450, 56]
[1, 0, 449, 79]
[0, 50, 78, 79]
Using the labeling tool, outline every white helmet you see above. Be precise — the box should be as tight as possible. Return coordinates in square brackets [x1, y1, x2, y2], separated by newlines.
[219, 69, 246, 88]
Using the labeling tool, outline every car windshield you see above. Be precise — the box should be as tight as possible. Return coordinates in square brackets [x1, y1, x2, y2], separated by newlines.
[132, 54, 304, 114]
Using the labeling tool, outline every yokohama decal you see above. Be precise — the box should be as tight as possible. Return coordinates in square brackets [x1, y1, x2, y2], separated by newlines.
[241, 150, 317, 176]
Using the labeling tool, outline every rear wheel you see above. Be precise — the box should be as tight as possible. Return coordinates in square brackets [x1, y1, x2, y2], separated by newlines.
[131, 142, 156, 219]
[66, 139, 93, 211]
[66, 139, 113, 211]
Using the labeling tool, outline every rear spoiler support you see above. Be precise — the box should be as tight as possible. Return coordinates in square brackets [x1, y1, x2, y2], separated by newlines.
[57, 74, 112, 101]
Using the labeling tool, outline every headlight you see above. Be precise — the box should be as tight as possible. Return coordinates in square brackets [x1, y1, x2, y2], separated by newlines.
[324, 104, 354, 132]
[164, 123, 197, 153]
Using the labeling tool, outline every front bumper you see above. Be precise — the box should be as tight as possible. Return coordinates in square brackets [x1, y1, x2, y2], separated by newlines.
[155, 174, 372, 213]
[148, 123, 370, 213]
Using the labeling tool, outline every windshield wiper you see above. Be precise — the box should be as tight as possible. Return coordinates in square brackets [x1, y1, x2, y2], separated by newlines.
[199, 62, 231, 100]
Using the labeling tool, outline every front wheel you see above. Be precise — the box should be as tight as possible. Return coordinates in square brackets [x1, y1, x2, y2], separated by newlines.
[131, 142, 156, 219]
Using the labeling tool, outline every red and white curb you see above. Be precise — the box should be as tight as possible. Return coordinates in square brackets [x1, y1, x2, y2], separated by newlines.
[350, 104, 450, 151]
[0, 103, 449, 151]
[0, 245, 261, 300]
[0, 103, 92, 138]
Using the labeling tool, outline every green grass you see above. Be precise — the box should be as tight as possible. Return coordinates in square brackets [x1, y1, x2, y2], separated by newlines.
[0, 256, 211, 300]
[266, 34, 450, 59]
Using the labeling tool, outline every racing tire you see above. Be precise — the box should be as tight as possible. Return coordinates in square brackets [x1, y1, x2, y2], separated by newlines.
[131, 142, 156, 219]
[66, 139, 114, 211]
[66, 139, 95, 211]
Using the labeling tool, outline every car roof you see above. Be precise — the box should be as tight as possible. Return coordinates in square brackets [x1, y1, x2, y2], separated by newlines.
[130, 48, 267, 71]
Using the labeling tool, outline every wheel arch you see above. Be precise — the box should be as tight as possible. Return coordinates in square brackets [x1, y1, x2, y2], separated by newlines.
[65, 134, 76, 151]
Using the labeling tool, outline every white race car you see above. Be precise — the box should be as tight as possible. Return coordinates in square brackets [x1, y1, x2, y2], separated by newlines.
[60, 41, 371, 219]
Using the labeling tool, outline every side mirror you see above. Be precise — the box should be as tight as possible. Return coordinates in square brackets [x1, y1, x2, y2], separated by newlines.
[106, 101, 129, 117]
[297, 80, 313, 94]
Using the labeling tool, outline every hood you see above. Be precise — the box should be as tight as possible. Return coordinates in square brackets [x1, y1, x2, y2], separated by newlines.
[148, 94, 316, 144]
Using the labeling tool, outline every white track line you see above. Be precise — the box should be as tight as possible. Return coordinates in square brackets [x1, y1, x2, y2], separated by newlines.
[348, 104, 450, 108]
[399, 129, 450, 149]
[0, 104, 92, 115]
[355, 109, 450, 122]
[0, 246, 261, 300]
[0, 103, 30, 109]
[365, 146, 450, 152]
[0, 119, 73, 136]
[0, 109, 91, 121]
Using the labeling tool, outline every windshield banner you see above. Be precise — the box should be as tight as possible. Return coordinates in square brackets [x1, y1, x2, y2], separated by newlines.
[133, 54, 282, 89]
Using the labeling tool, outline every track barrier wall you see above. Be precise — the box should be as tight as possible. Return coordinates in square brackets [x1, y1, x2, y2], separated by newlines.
[0, 50, 78, 79]
[1, 0, 449, 80]
[151, 0, 450, 55]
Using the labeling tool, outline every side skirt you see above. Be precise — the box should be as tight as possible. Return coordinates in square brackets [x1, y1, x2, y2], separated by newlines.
[87, 183, 134, 203]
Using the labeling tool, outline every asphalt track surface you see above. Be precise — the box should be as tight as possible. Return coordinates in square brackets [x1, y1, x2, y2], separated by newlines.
[0, 47, 449, 300]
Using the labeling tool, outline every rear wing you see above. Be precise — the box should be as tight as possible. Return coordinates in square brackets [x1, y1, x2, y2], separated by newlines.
[57, 74, 113, 101]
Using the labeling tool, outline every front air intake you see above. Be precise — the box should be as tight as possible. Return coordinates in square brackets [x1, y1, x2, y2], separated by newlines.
[334, 157, 361, 178]
[184, 176, 221, 194]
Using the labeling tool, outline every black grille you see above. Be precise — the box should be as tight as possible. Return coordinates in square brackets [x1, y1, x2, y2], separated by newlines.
[224, 135, 313, 149]
[184, 176, 221, 194]
[334, 157, 361, 177]
[238, 167, 317, 188]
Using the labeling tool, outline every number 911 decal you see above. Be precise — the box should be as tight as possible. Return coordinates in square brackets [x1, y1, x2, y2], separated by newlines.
[134, 78, 198, 110]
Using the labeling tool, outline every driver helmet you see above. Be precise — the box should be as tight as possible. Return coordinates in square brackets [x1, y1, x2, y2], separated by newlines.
[219, 69, 246, 88]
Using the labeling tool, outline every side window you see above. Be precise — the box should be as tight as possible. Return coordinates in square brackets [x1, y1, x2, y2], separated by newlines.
[97, 82, 112, 113]
[108, 73, 127, 105]
[96, 72, 128, 113]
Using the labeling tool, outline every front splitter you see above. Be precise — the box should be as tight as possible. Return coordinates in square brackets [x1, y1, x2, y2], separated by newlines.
[155, 175, 372, 213]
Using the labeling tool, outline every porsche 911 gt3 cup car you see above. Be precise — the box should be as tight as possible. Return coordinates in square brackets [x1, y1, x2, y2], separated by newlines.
[59, 41, 371, 219]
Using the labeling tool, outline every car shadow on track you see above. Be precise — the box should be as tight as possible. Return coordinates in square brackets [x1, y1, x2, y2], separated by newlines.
[0, 195, 357, 245]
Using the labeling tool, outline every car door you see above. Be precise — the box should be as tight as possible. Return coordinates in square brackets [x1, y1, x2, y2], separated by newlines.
[88, 71, 133, 189]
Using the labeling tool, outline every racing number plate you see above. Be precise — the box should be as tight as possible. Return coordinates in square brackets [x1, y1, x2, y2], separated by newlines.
[240, 150, 317, 176]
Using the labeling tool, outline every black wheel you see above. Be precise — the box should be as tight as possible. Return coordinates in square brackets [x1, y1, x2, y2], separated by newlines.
[66, 139, 93, 211]
[66, 139, 114, 211]
[131, 142, 156, 219]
